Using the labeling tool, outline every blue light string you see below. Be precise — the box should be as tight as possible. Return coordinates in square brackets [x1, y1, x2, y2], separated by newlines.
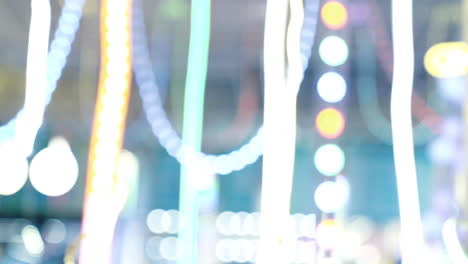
[133, 0, 319, 175]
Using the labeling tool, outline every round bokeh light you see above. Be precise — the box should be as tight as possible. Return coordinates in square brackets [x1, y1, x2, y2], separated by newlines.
[319, 36, 349, 66]
[317, 72, 347, 103]
[314, 144, 345, 176]
[321, 1, 348, 30]
[315, 108, 345, 139]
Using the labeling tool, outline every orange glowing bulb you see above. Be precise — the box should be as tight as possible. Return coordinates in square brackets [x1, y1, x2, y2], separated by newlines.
[315, 108, 345, 139]
[321, 1, 348, 30]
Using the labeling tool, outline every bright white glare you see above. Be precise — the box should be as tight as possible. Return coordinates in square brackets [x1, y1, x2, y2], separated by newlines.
[314, 144, 345, 176]
[0, 142, 29, 195]
[216, 239, 232, 263]
[316, 221, 341, 250]
[22, 225, 44, 256]
[14, 0, 51, 157]
[390, 0, 426, 262]
[42, 219, 66, 244]
[298, 214, 316, 238]
[239, 239, 256, 262]
[216, 211, 235, 236]
[160, 237, 179, 261]
[229, 213, 242, 236]
[314, 180, 349, 213]
[337, 231, 362, 260]
[317, 72, 347, 103]
[29, 136, 79, 196]
[356, 245, 382, 264]
[319, 36, 349, 66]
[242, 213, 258, 236]
[442, 218, 468, 264]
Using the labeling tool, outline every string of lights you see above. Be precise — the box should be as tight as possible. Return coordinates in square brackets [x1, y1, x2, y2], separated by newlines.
[0, 0, 86, 156]
[312, 0, 351, 259]
[132, 0, 319, 176]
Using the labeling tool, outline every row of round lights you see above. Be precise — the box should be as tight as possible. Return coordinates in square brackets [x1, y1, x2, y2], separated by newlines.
[313, 0, 350, 254]
[0, 137, 78, 197]
[0, 138, 138, 198]
[145, 210, 316, 238]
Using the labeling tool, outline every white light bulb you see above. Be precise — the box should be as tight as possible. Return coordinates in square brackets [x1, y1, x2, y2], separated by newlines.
[317, 72, 347, 103]
[29, 136, 79, 197]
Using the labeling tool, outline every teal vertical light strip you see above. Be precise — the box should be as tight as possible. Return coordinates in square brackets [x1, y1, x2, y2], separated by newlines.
[178, 0, 211, 263]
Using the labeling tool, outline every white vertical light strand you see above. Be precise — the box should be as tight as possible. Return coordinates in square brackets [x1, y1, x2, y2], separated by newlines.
[256, 0, 300, 263]
[442, 218, 468, 264]
[14, 0, 51, 157]
[79, 0, 132, 263]
[390, 0, 426, 262]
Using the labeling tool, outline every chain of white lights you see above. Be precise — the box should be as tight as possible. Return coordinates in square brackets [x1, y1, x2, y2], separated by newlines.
[389, 0, 426, 262]
[132, 0, 317, 175]
[0, 0, 85, 156]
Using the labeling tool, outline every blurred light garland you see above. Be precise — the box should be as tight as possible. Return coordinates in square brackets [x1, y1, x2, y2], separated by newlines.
[132, 0, 318, 175]
[0, 0, 85, 155]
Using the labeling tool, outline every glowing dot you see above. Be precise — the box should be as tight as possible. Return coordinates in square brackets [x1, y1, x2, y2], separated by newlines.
[22, 225, 44, 256]
[0, 142, 29, 196]
[29, 137, 79, 197]
[316, 219, 340, 249]
[321, 1, 348, 30]
[316, 108, 345, 139]
[314, 180, 349, 213]
[317, 72, 347, 103]
[319, 36, 348, 66]
[314, 144, 345, 176]
[42, 219, 67, 244]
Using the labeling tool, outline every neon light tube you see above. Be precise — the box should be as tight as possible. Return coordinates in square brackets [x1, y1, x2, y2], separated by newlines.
[390, 0, 426, 262]
[1, 0, 85, 155]
[177, 0, 211, 263]
[13, 0, 51, 157]
[79, 0, 132, 262]
[257, 0, 302, 263]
